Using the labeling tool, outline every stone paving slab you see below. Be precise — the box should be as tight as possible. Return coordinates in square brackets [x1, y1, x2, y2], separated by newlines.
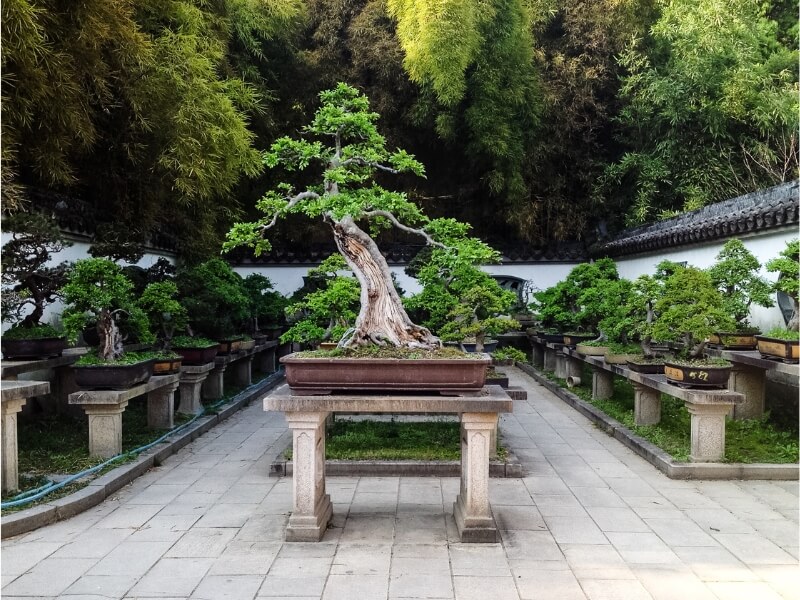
[2, 369, 798, 599]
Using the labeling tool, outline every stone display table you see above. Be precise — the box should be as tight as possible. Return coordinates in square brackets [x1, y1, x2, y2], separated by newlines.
[705, 348, 799, 420]
[202, 344, 273, 401]
[178, 363, 215, 415]
[69, 374, 180, 458]
[564, 348, 743, 462]
[1, 380, 50, 492]
[1, 355, 79, 381]
[265, 386, 513, 543]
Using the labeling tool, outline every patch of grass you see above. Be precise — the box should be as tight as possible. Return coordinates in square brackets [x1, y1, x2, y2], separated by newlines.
[542, 365, 798, 464]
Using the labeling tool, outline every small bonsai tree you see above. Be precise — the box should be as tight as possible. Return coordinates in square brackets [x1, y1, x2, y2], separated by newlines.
[1, 212, 72, 335]
[281, 255, 360, 347]
[242, 273, 288, 334]
[175, 258, 250, 339]
[223, 83, 498, 350]
[707, 239, 774, 330]
[61, 258, 153, 361]
[137, 281, 188, 351]
[620, 274, 663, 358]
[651, 265, 735, 360]
[594, 277, 637, 352]
[766, 238, 799, 332]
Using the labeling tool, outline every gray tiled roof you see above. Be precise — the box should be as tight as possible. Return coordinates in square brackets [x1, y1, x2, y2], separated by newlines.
[597, 181, 799, 257]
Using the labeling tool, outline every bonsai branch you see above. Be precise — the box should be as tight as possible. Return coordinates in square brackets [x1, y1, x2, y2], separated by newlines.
[361, 210, 446, 249]
[259, 191, 320, 233]
[340, 157, 400, 174]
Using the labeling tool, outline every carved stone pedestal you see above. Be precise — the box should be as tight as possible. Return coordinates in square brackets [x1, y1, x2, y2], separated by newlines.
[632, 382, 661, 425]
[592, 368, 614, 400]
[178, 363, 214, 415]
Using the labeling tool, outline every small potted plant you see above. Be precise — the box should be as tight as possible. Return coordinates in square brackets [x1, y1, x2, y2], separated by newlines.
[707, 239, 774, 349]
[137, 280, 188, 374]
[280, 256, 360, 349]
[176, 258, 250, 354]
[171, 335, 219, 365]
[757, 239, 799, 361]
[622, 274, 667, 373]
[1, 212, 72, 359]
[651, 265, 736, 387]
[62, 258, 156, 390]
[491, 346, 527, 366]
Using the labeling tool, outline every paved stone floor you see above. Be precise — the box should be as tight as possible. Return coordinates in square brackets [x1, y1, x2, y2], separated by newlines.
[2, 368, 798, 600]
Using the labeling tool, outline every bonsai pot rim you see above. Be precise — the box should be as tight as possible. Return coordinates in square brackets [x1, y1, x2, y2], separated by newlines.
[663, 360, 731, 389]
[625, 359, 665, 374]
[153, 357, 183, 375]
[709, 331, 760, 350]
[174, 345, 219, 365]
[73, 358, 156, 390]
[575, 343, 609, 356]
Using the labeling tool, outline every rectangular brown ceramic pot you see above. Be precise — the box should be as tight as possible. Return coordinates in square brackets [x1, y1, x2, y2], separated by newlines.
[755, 336, 799, 362]
[280, 352, 492, 395]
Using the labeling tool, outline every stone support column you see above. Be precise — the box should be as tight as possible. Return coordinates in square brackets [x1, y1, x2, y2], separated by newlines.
[530, 342, 544, 368]
[178, 364, 214, 415]
[632, 382, 661, 425]
[592, 368, 614, 400]
[285, 411, 333, 542]
[543, 346, 556, 371]
[1, 398, 26, 493]
[202, 365, 227, 400]
[566, 355, 583, 380]
[454, 412, 498, 542]
[232, 356, 253, 388]
[727, 364, 765, 420]
[554, 350, 567, 379]
[255, 346, 277, 373]
[148, 380, 179, 429]
[685, 401, 733, 462]
[83, 401, 128, 458]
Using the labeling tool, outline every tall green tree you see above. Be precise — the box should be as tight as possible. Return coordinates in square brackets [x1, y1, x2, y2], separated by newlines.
[601, 0, 798, 224]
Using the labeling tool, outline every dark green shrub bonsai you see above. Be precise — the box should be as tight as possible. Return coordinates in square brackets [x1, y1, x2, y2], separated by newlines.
[223, 83, 500, 350]
[707, 239, 773, 331]
[1, 212, 72, 337]
[766, 238, 799, 333]
[281, 255, 360, 348]
[61, 258, 153, 361]
[137, 281, 188, 351]
[242, 273, 288, 334]
[175, 258, 250, 340]
[651, 265, 735, 361]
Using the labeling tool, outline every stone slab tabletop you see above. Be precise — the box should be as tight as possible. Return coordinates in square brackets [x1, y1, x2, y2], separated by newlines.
[255, 340, 279, 350]
[564, 348, 743, 405]
[68, 373, 180, 405]
[705, 348, 799, 376]
[266, 385, 513, 414]
[213, 343, 270, 367]
[0, 355, 79, 378]
[1, 380, 51, 403]
[180, 362, 215, 375]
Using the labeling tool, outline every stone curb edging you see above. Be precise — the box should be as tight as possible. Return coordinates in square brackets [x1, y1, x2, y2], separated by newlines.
[1, 372, 286, 539]
[269, 452, 524, 479]
[517, 363, 798, 481]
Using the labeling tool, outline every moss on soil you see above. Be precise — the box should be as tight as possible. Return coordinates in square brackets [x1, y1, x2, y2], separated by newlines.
[295, 346, 475, 359]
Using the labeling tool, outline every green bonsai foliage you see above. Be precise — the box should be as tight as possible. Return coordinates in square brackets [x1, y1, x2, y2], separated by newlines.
[175, 258, 250, 339]
[1, 212, 72, 331]
[492, 346, 526, 363]
[707, 239, 773, 330]
[171, 335, 217, 348]
[61, 258, 153, 361]
[223, 83, 498, 350]
[651, 265, 735, 359]
[530, 258, 622, 334]
[242, 273, 288, 333]
[621, 274, 663, 358]
[766, 238, 799, 331]
[281, 255, 360, 348]
[137, 281, 188, 351]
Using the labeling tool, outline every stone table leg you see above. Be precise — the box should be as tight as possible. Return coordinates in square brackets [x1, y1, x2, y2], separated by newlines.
[566, 355, 583, 380]
[285, 412, 333, 542]
[454, 412, 498, 542]
[1, 398, 27, 493]
[82, 401, 129, 458]
[232, 356, 253, 388]
[148, 381, 179, 429]
[685, 401, 733, 462]
[178, 372, 210, 415]
[543, 347, 556, 371]
[202, 365, 227, 401]
[530, 342, 544, 368]
[554, 352, 567, 379]
[592, 368, 614, 400]
[728, 365, 765, 420]
[255, 347, 276, 373]
[632, 382, 661, 425]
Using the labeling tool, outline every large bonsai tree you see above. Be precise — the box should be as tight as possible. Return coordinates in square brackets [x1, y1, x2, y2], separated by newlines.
[224, 83, 494, 349]
[707, 239, 773, 330]
[766, 239, 799, 331]
[1, 212, 72, 330]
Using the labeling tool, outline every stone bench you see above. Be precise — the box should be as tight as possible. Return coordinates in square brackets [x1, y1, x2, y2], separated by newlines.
[69, 374, 180, 458]
[704, 348, 799, 420]
[202, 342, 273, 401]
[1, 380, 50, 492]
[1, 353, 85, 416]
[563, 348, 743, 462]
[265, 385, 513, 543]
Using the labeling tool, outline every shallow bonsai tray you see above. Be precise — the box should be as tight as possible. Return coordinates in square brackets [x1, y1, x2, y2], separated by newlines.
[73, 359, 156, 390]
[663, 361, 730, 389]
[1, 337, 68, 360]
[175, 346, 218, 365]
[280, 352, 492, 395]
[754, 335, 799, 363]
[626, 361, 665, 375]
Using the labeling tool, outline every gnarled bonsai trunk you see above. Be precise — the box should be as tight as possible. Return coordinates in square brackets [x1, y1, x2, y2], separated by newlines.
[332, 217, 440, 349]
[98, 308, 124, 361]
